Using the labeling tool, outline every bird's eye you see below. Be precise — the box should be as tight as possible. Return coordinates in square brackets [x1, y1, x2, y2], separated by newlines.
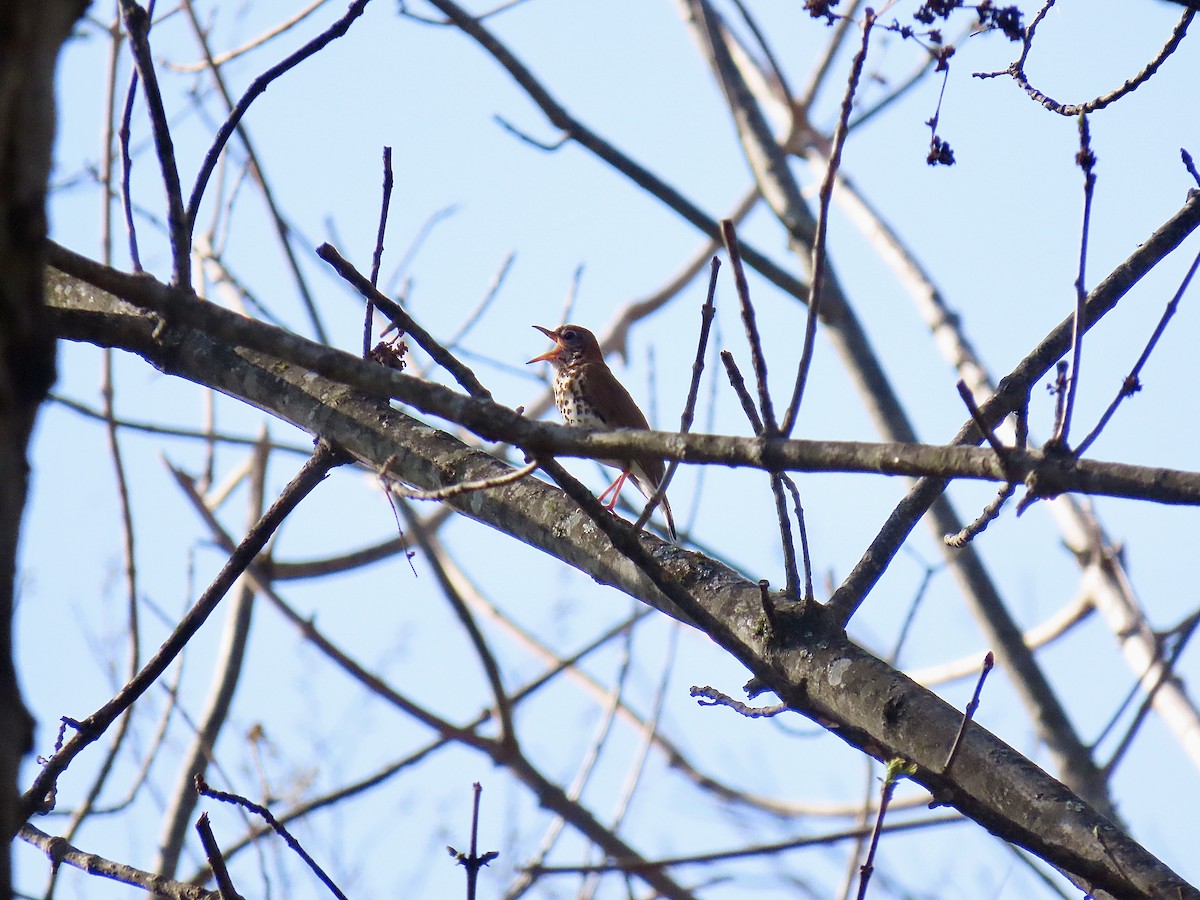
[561, 329, 577, 342]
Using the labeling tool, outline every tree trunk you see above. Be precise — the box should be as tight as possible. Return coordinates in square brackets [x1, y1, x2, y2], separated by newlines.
[0, 1, 88, 895]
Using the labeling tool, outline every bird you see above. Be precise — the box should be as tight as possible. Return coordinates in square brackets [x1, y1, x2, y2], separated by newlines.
[527, 324, 677, 540]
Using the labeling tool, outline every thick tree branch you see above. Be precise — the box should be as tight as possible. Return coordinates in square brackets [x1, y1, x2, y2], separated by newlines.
[39, 257, 1199, 899]
[44, 253, 1200, 508]
[19, 822, 219, 899]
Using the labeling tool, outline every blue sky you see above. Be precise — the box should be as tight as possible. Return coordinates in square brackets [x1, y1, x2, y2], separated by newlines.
[19, 1, 1200, 897]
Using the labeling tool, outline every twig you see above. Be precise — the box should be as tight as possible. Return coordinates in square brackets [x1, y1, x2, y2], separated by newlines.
[196, 775, 348, 900]
[719, 220, 802, 597]
[558, 262, 585, 327]
[399, 505, 516, 749]
[118, 0, 189, 282]
[21, 443, 347, 819]
[446, 251, 516, 348]
[943, 484, 1016, 548]
[682, 326, 724, 537]
[711, 233, 802, 596]
[597, 624, 681, 900]
[384, 202, 460, 293]
[316, 242, 492, 399]
[1014, 396, 1030, 449]
[398, 0, 533, 26]
[975, 0, 1053, 84]
[844, 12, 969, 134]
[154, 435, 270, 880]
[525, 813, 964, 875]
[690, 685, 787, 718]
[943, 652, 995, 773]
[1049, 114, 1098, 451]
[117, 50, 142, 271]
[757, 579, 778, 634]
[386, 459, 539, 501]
[718, 350, 764, 434]
[955, 380, 1012, 467]
[1100, 609, 1200, 777]
[426, 0, 819, 317]
[185, 0, 370, 237]
[493, 115, 570, 151]
[186, 610, 658, 882]
[854, 758, 917, 900]
[1075, 245, 1200, 456]
[924, 60, 955, 167]
[781, 475, 815, 603]
[836, 753, 875, 900]
[195, 813, 241, 900]
[447, 783, 499, 900]
[780, 8, 875, 437]
[768, 474, 801, 600]
[183, 1, 335, 343]
[50, 393, 312, 454]
[721, 211, 776, 434]
[728, 0, 795, 102]
[169, 0, 334, 71]
[1183, 148, 1200, 188]
[634, 256, 720, 533]
[888, 552, 941, 664]
[980, 5, 1195, 115]
[945, 380, 1016, 546]
[363, 145, 394, 358]
[55, 341, 143, 849]
[1047, 360, 1069, 449]
[506, 621, 638, 900]
[823, 183, 1200, 622]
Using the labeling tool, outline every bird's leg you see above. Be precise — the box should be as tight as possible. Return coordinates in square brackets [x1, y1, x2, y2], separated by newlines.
[597, 469, 631, 511]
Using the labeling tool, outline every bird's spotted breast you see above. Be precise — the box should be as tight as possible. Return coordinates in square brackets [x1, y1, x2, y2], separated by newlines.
[552, 369, 604, 429]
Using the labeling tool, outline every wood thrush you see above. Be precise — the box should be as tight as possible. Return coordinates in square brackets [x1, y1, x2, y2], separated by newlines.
[528, 324, 677, 540]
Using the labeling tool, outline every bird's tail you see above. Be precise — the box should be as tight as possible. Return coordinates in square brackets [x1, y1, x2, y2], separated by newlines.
[660, 494, 678, 542]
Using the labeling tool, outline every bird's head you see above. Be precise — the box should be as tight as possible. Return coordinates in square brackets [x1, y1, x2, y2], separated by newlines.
[527, 324, 601, 369]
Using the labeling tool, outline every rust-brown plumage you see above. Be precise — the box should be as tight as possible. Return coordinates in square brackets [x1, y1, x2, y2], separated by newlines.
[528, 324, 676, 540]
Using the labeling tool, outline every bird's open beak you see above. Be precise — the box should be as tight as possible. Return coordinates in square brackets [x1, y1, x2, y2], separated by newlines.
[527, 325, 562, 364]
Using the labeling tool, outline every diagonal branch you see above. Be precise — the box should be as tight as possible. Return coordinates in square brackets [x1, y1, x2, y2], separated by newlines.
[21, 442, 347, 821]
